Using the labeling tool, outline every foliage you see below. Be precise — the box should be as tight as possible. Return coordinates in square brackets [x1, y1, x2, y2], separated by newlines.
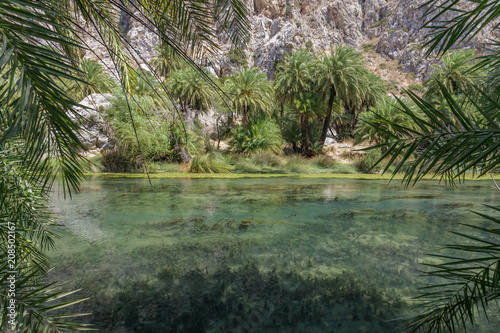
[424, 49, 478, 100]
[231, 121, 284, 155]
[274, 50, 317, 108]
[67, 59, 116, 102]
[104, 90, 203, 167]
[0, 0, 250, 330]
[355, 96, 418, 145]
[227, 47, 248, 66]
[189, 153, 233, 173]
[400, 205, 500, 332]
[367, 2, 500, 329]
[168, 67, 216, 112]
[0, 144, 92, 331]
[274, 50, 319, 155]
[225, 67, 274, 127]
[354, 148, 382, 173]
[316, 45, 368, 143]
[150, 43, 182, 77]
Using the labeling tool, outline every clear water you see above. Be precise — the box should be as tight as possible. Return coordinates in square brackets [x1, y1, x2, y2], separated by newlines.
[48, 176, 500, 332]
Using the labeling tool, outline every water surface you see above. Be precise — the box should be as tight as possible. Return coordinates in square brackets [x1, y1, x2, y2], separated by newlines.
[49, 177, 500, 332]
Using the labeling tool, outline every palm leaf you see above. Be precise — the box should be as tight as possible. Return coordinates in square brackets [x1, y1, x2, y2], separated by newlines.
[400, 205, 500, 332]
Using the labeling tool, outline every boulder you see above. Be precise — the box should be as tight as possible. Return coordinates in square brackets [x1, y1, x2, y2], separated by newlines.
[70, 94, 116, 155]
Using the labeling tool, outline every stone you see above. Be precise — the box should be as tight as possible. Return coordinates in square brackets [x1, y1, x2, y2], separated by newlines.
[70, 94, 116, 155]
[324, 137, 336, 145]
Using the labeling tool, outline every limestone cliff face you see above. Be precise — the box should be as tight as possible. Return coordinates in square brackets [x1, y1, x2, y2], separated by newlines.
[241, 0, 493, 79]
[85, 1, 494, 80]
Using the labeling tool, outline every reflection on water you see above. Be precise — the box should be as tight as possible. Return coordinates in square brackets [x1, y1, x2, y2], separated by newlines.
[49, 177, 499, 332]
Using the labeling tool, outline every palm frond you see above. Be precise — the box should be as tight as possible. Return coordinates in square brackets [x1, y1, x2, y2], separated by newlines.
[369, 83, 500, 185]
[400, 205, 500, 332]
[421, 0, 500, 55]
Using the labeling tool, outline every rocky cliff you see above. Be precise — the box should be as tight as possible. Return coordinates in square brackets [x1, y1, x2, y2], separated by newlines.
[109, 0, 493, 84]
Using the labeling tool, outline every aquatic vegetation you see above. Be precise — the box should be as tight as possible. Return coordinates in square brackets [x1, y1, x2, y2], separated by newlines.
[47, 178, 500, 332]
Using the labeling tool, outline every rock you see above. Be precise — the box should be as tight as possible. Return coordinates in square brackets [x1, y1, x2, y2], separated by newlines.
[79, 93, 113, 111]
[324, 137, 336, 145]
[70, 94, 116, 155]
[81, 0, 495, 87]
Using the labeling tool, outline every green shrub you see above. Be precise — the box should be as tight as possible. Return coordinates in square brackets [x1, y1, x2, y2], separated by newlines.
[101, 150, 137, 172]
[409, 84, 424, 92]
[362, 44, 375, 52]
[284, 156, 310, 173]
[286, 5, 293, 16]
[408, 72, 416, 79]
[227, 48, 248, 66]
[104, 89, 202, 169]
[379, 63, 388, 70]
[306, 40, 313, 49]
[189, 153, 233, 173]
[231, 120, 284, 154]
[253, 152, 286, 168]
[296, 22, 301, 28]
[355, 148, 382, 173]
[370, 18, 386, 28]
[312, 155, 337, 168]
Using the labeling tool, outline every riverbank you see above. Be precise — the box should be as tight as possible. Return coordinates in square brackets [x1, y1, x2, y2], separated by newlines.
[85, 171, 499, 181]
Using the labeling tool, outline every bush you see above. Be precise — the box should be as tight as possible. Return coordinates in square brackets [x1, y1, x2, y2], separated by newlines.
[101, 150, 138, 172]
[254, 152, 286, 168]
[355, 148, 382, 173]
[409, 84, 424, 92]
[362, 44, 375, 52]
[306, 40, 313, 49]
[379, 63, 387, 70]
[189, 153, 233, 173]
[227, 48, 248, 66]
[231, 121, 284, 154]
[312, 155, 337, 168]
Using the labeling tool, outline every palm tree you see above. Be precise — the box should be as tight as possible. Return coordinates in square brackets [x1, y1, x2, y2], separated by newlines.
[274, 50, 317, 118]
[424, 49, 478, 100]
[367, 1, 500, 331]
[224, 66, 274, 128]
[293, 92, 324, 156]
[168, 67, 216, 112]
[68, 59, 117, 102]
[0, 0, 249, 331]
[151, 43, 183, 78]
[316, 45, 366, 145]
[354, 96, 416, 146]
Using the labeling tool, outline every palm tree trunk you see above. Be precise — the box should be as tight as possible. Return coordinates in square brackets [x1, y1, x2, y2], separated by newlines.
[243, 105, 250, 128]
[320, 87, 336, 145]
[350, 102, 366, 134]
[280, 102, 284, 118]
[301, 114, 312, 157]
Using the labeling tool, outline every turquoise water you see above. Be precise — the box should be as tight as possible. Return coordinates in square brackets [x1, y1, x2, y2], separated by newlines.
[48, 177, 500, 332]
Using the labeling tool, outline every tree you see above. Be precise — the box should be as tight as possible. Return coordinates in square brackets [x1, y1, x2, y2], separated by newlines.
[0, 0, 249, 331]
[274, 50, 317, 118]
[274, 50, 319, 154]
[224, 66, 274, 128]
[367, 1, 500, 331]
[354, 96, 417, 146]
[316, 45, 366, 145]
[293, 92, 324, 156]
[168, 67, 216, 112]
[68, 59, 117, 102]
[151, 43, 183, 78]
[424, 49, 478, 100]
